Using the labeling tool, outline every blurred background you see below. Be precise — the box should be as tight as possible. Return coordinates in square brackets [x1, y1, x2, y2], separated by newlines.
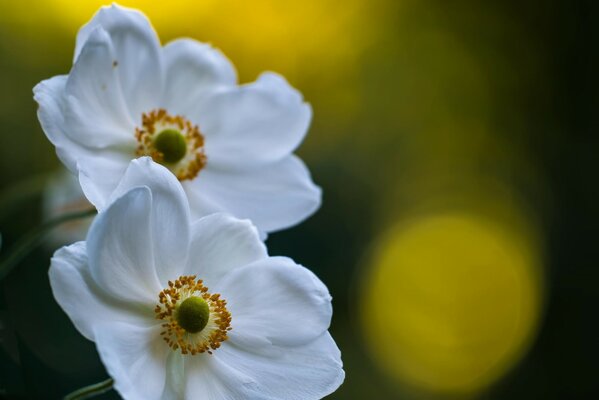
[0, 0, 597, 398]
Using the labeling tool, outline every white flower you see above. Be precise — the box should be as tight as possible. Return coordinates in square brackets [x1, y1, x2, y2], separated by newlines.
[49, 158, 343, 400]
[34, 4, 321, 235]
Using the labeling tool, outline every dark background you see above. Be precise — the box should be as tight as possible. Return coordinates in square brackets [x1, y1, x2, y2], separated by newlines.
[0, 0, 597, 398]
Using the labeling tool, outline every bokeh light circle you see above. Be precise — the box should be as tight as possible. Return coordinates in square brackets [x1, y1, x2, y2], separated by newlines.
[360, 212, 544, 396]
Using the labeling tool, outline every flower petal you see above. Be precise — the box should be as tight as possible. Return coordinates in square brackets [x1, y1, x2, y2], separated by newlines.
[33, 75, 81, 172]
[216, 256, 332, 347]
[183, 213, 267, 289]
[182, 180, 224, 218]
[162, 352, 185, 399]
[74, 4, 163, 119]
[34, 72, 133, 209]
[95, 321, 169, 400]
[64, 27, 136, 148]
[77, 150, 131, 210]
[49, 242, 154, 341]
[86, 187, 161, 305]
[162, 38, 237, 118]
[191, 155, 321, 233]
[183, 351, 260, 399]
[108, 158, 191, 284]
[197, 72, 312, 166]
[216, 332, 344, 400]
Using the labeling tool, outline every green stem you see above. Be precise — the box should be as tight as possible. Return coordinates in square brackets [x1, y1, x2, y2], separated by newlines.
[64, 378, 114, 400]
[0, 208, 97, 280]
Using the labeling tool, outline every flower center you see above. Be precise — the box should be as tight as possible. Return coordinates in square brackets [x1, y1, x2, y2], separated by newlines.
[154, 129, 187, 163]
[135, 109, 207, 181]
[175, 296, 209, 333]
[155, 275, 231, 355]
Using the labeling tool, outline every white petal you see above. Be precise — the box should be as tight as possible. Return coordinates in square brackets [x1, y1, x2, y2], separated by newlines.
[64, 27, 136, 148]
[162, 39, 237, 118]
[184, 351, 260, 400]
[192, 155, 321, 233]
[49, 242, 153, 341]
[216, 256, 332, 347]
[183, 180, 224, 220]
[95, 321, 169, 400]
[74, 4, 163, 119]
[216, 332, 344, 400]
[33, 75, 81, 172]
[198, 72, 312, 166]
[162, 352, 185, 399]
[108, 158, 191, 284]
[86, 187, 161, 305]
[77, 150, 131, 210]
[183, 213, 267, 289]
[35, 72, 133, 209]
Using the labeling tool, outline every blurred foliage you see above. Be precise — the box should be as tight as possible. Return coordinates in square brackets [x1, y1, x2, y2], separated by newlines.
[0, 0, 598, 399]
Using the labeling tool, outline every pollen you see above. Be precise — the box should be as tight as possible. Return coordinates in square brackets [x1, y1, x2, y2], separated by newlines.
[135, 109, 207, 181]
[155, 275, 231, 355]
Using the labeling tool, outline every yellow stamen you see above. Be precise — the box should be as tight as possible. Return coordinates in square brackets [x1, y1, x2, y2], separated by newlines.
[154, 275, 231, 355]
[135, 109, 207, 181]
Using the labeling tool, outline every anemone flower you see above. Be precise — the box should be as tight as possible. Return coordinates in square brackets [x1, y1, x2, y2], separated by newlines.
[49, 158, 343, 399]
[35, 4, 321, 236]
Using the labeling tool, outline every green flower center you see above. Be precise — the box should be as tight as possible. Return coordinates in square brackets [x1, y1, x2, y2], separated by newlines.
[136, 109, 207, 180]
[153, 129, 187, 163]
[175, 296, 210, 334]
[156, 276, 231, 354]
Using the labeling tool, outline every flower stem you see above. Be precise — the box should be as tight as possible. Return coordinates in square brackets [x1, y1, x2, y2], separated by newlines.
[63, 378, 114, 400]
[0, 208, 97, 280]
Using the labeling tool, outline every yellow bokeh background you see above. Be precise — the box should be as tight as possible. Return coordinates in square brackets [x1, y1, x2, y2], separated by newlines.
[362, 206, 544, 396]
[0, 0, 382, 109]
